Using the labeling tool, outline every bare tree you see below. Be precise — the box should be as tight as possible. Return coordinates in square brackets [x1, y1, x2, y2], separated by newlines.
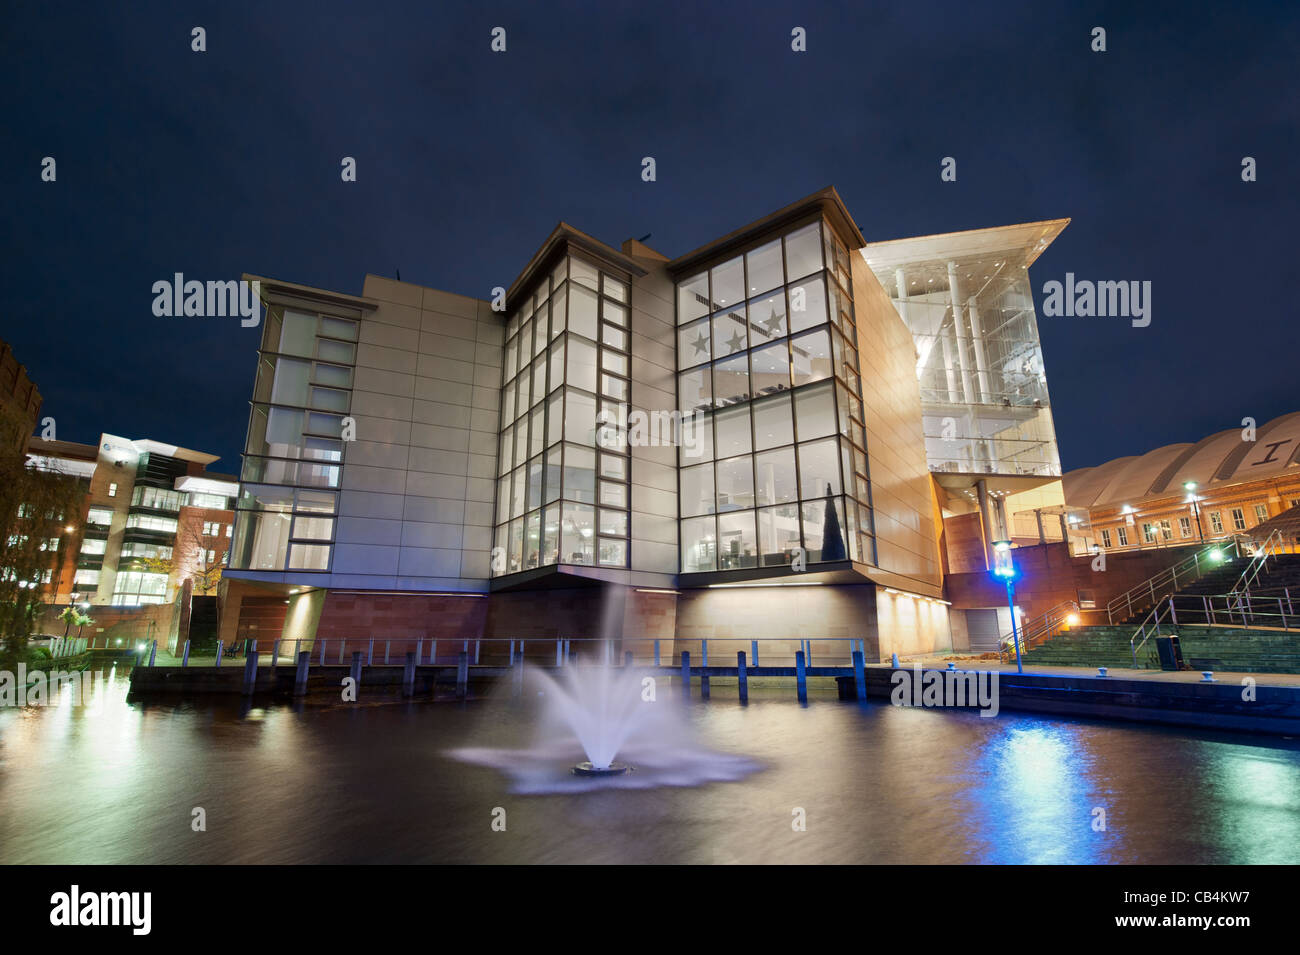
[0, 406, 83, 668]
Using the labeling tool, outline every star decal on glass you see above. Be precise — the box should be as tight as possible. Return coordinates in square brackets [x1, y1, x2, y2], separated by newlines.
[726, 331, 745, 353]
[691, 331, 708, 355]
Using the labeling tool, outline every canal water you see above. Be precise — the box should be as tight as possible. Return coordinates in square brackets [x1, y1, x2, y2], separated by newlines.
[1, 665, 1298, 864]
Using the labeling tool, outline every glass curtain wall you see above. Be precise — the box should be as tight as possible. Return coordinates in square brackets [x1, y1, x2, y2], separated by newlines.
[492, 256, 632, 577]
[229, 306, 354, 572]
[676, 219, 875, 573]
[871, 254, 1061, 477]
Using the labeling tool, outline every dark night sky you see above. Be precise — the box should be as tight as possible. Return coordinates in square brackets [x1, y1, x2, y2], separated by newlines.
[4, 1, 1296, 474]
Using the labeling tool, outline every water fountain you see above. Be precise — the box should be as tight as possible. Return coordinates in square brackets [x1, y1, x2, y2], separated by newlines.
[448, 660, 760, 792]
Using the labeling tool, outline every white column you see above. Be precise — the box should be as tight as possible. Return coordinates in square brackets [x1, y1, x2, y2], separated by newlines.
[967, 295, 992, 402]
[940, 331, 960, 402]
[948, 262, 975, 405]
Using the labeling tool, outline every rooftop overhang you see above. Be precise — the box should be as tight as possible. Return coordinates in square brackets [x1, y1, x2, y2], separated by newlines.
[26, 454, 97, 478]
[242, 273, 379, 316]
[861, 218, 1070, 272]
[667, 185, 866, 278]
[175, 474, 239, 497]
[131, 439, 220, 466]
[505, 223, 649, 314]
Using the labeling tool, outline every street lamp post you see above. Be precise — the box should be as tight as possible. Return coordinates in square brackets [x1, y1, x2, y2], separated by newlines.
[1184, 481, 1205, 543]
[993, 539, 1022, 673]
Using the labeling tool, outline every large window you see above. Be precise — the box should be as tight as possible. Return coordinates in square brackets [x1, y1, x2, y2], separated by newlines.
[675, 219, 873, 572]
[131, 485, 185, 512]
[493, 257, 632, 576]
[112, 571, 169, 606]
[232, 304, 357, 572]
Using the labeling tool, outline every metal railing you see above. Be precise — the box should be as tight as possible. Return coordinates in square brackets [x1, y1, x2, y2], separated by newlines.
[1130, 586, 1299, 666]
[131, 635, 876, 670]
[1227, 528, 1283, 598]
[1106, 537, 1245, 624]
[1000, 599, 1079, 661]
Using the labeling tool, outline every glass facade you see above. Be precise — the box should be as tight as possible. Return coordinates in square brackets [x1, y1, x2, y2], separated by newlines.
[492, 256, 632, 576]
[229, 305, 354, 572]
[867, 251, 1061, 478]
[675, 219, 874, 574]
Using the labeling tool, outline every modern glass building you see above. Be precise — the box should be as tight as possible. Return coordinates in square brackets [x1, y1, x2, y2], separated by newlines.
[861, 221, 1071, 568]
[220, 189, 1067, 660]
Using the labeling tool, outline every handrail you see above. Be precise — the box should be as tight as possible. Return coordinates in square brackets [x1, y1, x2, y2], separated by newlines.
[1228, 528, 1283, 598]
[1106, 537, 1244, 624]
[1131, 582, 1297, 665]
[1000, 599, 1079, 661]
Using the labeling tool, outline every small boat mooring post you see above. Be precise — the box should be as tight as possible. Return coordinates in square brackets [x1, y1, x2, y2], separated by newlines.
[852, 648, 867, 701]
[624, 651, 633, 667]
[512, 651, 524, 698]
[242, 641, 259, 696]
[795, 649, 808, 703]
[402, 651, 416, 697]
[737, 650, 748, 703]
[680, 650, 691, 700]
[349, 651, 363, 692]
[456, 651, 469, 699]
[294, 650, 310, 697]
[181, 640, 190, 668]
[148, 640, 157, 667]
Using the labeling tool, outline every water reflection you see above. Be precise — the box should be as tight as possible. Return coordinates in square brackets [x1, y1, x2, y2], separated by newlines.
[1, 668, 1298, 864]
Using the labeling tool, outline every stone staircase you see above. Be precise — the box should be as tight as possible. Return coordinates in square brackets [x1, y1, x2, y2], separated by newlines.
[1023, 624, 1300, 673]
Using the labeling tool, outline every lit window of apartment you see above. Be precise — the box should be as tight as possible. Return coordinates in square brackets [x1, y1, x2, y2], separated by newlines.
[73, 569, 100, 587]
[1253, 504, 1268, 523]
[86, 506, 114, 526]
[225, 524, 232, 537]
[79, 538, 107, 556]
[206, 549, 216, 564]
[202, 521, 223, 536]
[1231, 507, 1246, 531]
[131, 486, 185, 512]
[125, 514, 179, 534]
[1142, 522, 1157, 543]
[1178, 516, 1192, 538]
[1100, 528, 1112, 548]
[107, 482, 117, 497]
[1210, 512, 1224, 534]
[189, 492, 230, 508]
[111, 571, 168, 606]
[1116, 526, 1128, 546]
[120, 542, 173, 560]
[1159, 519, 1173, 541]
